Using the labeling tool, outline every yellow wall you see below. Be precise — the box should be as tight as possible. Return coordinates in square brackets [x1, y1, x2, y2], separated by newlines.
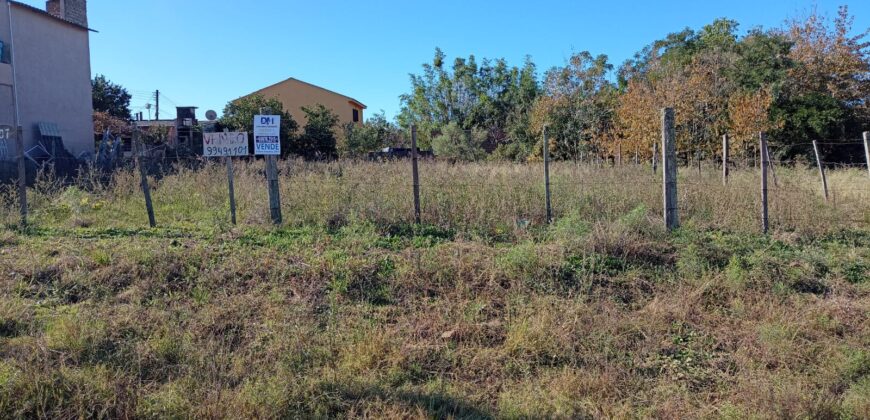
[252, 78, 364, 129]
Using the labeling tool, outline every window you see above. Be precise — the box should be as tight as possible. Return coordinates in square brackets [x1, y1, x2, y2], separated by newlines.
[0, 40, 8, 64]
[352, 109, 360, 123]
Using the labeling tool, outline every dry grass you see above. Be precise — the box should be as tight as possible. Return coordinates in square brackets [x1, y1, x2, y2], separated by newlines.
[0, 160, 868, 418]
[2, 159, 866, 236]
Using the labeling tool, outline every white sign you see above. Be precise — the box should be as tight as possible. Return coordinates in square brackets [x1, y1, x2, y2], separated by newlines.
[0, 125, 14, 141]
[203, 132, 249, 157]
[254, 115, 281, 155]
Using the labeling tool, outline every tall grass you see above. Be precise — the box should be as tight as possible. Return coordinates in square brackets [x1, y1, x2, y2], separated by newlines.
[0, 160, 868, 418]
[3, 159, 867, 237]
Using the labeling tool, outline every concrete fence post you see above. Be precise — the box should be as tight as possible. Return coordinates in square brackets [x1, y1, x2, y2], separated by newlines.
[662, 108, 678, 230]
[812, 140, 829, 202]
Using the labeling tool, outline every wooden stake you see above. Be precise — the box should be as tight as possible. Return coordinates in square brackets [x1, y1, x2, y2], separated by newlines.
[662, 108, 678, 230]
[265, 156, 282, 225]
[617, 143, 622, 167]
[760, 133, 769, 234]
[226, 157, 237, 225]
[812, 140, 829, 202]
[134, 130, 156, 228]
[863, 131, 869, 179]
[763, 138, 778, 187]
[722, 134, 729, 185]
[543, 126, 552, 224]
[15, 126, 26, 227]
[653, 141, 658, 174]
[411, 125, 421, 225]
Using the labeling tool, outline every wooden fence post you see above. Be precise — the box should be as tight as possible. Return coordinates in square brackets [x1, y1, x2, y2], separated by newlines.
[634, 147, 639, 165]
[760, 133, 769, 234]
[226, 157, 237, 225]
[763, 137, 778, 187]
[662, 108, 678, 230]
[617, 143, 622, 167]
[133, 130, 156, 228]
[863, 131, 869, 178]
[265, 156, 282, 225]
[812, 140, 829, 202]
[543, 126, 552, 224]
[722, 134, 729, 185]
[411, 125, 421, 225]
[653, 141, 658, 174]
[259, 106, 282, 225]
[15, 126, 26, 227]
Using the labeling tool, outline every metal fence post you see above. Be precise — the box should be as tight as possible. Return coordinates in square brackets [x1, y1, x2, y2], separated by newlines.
[662, 108, 678, 230]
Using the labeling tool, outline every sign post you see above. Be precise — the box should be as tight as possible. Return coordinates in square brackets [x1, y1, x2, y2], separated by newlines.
[0, 125, 26, 226]
[254, 113, 282, 225]
[203, 130, 249, 225]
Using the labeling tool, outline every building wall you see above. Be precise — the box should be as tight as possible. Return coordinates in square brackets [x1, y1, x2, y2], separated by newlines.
[0, 3, 16, 160]
[0, 0, 93, 160]
[254, 79, 364, 129]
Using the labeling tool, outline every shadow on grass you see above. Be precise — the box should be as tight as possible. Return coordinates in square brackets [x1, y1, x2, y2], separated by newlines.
[14, 225, 202, 240]
[322, 382, 493, 419]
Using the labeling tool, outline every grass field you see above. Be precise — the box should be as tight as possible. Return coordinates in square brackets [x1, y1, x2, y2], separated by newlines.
[0, 160, 868, 418]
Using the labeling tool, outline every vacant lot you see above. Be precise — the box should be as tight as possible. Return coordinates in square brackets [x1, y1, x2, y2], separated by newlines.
[0, 161, 868, 418]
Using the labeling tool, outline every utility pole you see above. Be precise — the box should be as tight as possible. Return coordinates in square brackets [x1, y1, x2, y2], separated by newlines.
[154, 90, 160, 120]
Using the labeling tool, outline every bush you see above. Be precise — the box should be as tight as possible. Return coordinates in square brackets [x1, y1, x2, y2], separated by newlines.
[432, 122, 486, 161]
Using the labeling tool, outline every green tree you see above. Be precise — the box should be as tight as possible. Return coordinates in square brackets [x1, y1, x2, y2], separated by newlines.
[342, 111, 402, 157]
[398, 48, 541, 155]
[431, 122, 486, 161]
[534, 51, 617, 160]
[295, 104, 340, 160]
[92, 75, 132, 120]
[219, 95, 298, 158]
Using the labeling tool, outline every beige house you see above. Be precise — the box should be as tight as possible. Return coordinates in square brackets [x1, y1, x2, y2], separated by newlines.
[0, 0, 94, 162]
[246, 78, 366, 127]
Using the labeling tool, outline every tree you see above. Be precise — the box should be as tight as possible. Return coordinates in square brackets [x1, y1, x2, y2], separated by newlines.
[219, 95, 298, 158]
[532, 51, 617, 160]
[342, 111, 402, 157]
[92, 75, 132, 120]
[398, 48, 541, 154]
[431, 122, 486, 161]
[295, 104, 340, 160]
[779, 6, 870, 144]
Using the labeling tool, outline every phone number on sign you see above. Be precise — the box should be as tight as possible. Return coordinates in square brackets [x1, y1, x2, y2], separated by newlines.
[204, 146, 248, 157]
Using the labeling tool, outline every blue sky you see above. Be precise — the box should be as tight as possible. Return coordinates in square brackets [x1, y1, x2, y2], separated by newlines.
[20, 0, 870, 121]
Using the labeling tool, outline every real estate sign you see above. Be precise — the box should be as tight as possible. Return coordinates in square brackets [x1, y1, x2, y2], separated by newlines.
[203, 132, 249, 157]
[254, 115, 281, 155]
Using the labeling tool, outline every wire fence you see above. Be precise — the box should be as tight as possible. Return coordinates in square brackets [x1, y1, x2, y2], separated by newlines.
[0, 149, 866, 239]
